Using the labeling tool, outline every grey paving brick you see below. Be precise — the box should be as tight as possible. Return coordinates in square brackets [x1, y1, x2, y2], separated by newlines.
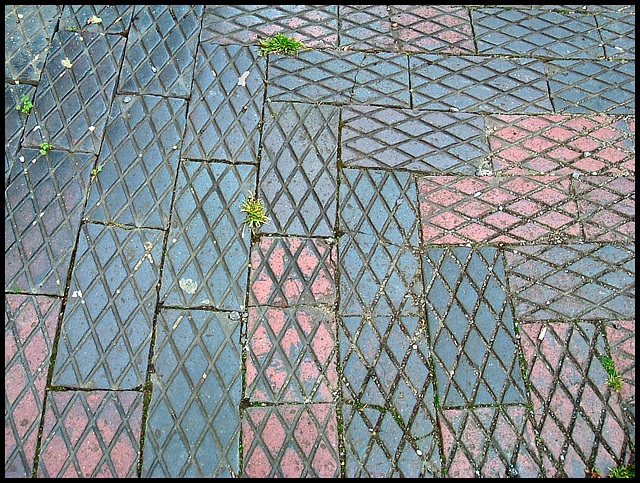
[472, 7, 603, 58]
[352, 52, 410, 107]
[51, 223, 163, 389]
[504, 244, 635, 320]
[160, 160, 257, 311]
[422, 246, 527, 407]
[84, 94, 187, 229]
[341, 105, 489, 174]
[181, 43, 265, 163]
[5, 5, 60, 83]
[546, 59, 635, 114]
[5, 148, 95, 295]
[339, 167, 420, 246]
[118, 5, 202, 98]
[258, 101, 339, 237]
[596, 11, 635, 59]
[59, 5, 134, 33]
[5, 83, 36, 182]
[142, 309, 241, 477]
[338, 5, 396, 52]
[410, 55, 553, 113]
[22, 31, 125, 154]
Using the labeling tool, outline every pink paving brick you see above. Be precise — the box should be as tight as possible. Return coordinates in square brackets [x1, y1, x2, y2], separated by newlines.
[487, 114, 635, 175]
[37, 390, 143, 478]
[418, 175, 580, 245]
[243, 403, 339, 478]
[5, 294, 60, 478]
[390, 5, 475, 54]
[573, 176, 635, 243]
[606, 321, 635, 404]
[246, 306, 338, 403]
[249, 236, 337, 307]
[440, 406, 541, 477]
[520, 322, 632, 477]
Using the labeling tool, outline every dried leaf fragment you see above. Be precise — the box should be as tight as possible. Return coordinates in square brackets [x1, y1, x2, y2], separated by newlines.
[87, 15, 103, 24]
[61, 58, 73, 69]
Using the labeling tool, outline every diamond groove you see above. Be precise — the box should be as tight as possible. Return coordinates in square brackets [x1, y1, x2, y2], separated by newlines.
[59, 5, 134, 33]
[5, 83, 37, 179]
[338, 5, 396, 52]
[597, 11, 635, 59]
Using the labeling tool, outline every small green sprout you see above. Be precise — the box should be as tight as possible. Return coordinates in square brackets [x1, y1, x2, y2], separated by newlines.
[608, 463, 635, 478]
[258, 32, 305, 56]
[240, 193, 270, 235]
[600, 356, 623, 392]
[39, 142, 53, 155]
[91, 164, 104, 176]
[68, 25, 77, 31]
[16, 94, 33, 114]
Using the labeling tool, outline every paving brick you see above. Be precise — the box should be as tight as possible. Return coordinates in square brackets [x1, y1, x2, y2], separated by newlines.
[410, 55, 553, 113]
[440, 406, 542, 477]
[59, 5, 134, 33]
[418, 174, 580, 245]
[532, 5, 634, 13]
[202, 5, 338, 47]
[520, 322, 633, 476]
[338, 5, 396, 52]
[390, 5, 475, 54]
[339, 233, 422, 317]
[472, 8, 603, 58]
[574, 175, 635, 242]
[5, 5, 60, 83]
[181, 43, 265, 163]
[505, 244, 635, 321]
[142, 309, 241, 477]
[37, 390, 143, 478]
[546, 59, 635, 114]
[423, 246, 527, 407]
[5, 83, 36, 172]
[339, 168, 419, 246]
[84, 94, 186, 229]
[117, 5, 202, 98]
[243, 403, 339, 478]
[160, 160, 256, 310]
[487, 114, 635, 175]
[246, 306, 337, 403]
[352, 52, 410, 107]
[51, 223, 163, 389]
[342, 402, 439, 477]
[266, 49, 363, 104]
[258, 102, 339, 237]
[22, 31, 125, 154]
[249, 236, 337, 307]
[342, 105, 489, 174]
[606, 320, 635, 404]
[596, 12, 635, 59]
[5, 295, 60, 478]
[5, 148, 95, 295]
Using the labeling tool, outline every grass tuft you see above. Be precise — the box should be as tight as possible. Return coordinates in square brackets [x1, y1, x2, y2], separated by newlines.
[259, 32, 305, 56]
[240, 193, 270, 234]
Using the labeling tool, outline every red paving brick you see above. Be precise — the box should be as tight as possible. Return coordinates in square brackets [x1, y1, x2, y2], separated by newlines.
[37, 390, 143, 478]
[487, 114, 635, 175]
[242, 403, 340, 478]
[5, 295, 60, 478]
[418, 175, 579, 244]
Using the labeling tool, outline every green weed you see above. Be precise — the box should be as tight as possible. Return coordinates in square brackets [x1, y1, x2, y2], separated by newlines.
[39, 142, 53, 155]
[16, 94, 33, 114]
[259, 32, 305, 56]
[609, 463, 635, 478]
[240, 193, 270, 234]
[600, 356, 623, 392]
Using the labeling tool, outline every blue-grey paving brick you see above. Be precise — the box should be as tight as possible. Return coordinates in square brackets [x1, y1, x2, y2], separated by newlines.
[531, 5, 634, 13]
[5, 5, 60, 83]
[84, 94, 187, 229]
[160, 160, 256, 311]
[267, 49, 364, 104]
[5, 148, 95, 295]
[342, 403, 440, 477]
[472, 7, 603, 59]
[339, 233, 422, 317]
[338, 5, 396, 52]
[22, 31, 125, 154]
[339, 167, 419, 247]
[142, 309, 241, 477]
[181, 43, 265, 163]
[59, 5, 134, 33]
[51, 223, 163, 389]
[201, 5, 338, 48]
[5, 83, 36, 180]
[422, 246, 527, 407]
[546, 59, 635, 114]
[597, 12, 635, 59]
[352, 52, 410, 107]
[410, 55, 553, 113]
[341, 105, 489, 174]
[117, 5, 202, 98]
[504, 244, 635, 321]
[258, 101, 339, 237]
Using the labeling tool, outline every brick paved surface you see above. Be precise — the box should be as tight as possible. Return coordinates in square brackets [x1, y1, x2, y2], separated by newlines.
[5, 4, 635, 478]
